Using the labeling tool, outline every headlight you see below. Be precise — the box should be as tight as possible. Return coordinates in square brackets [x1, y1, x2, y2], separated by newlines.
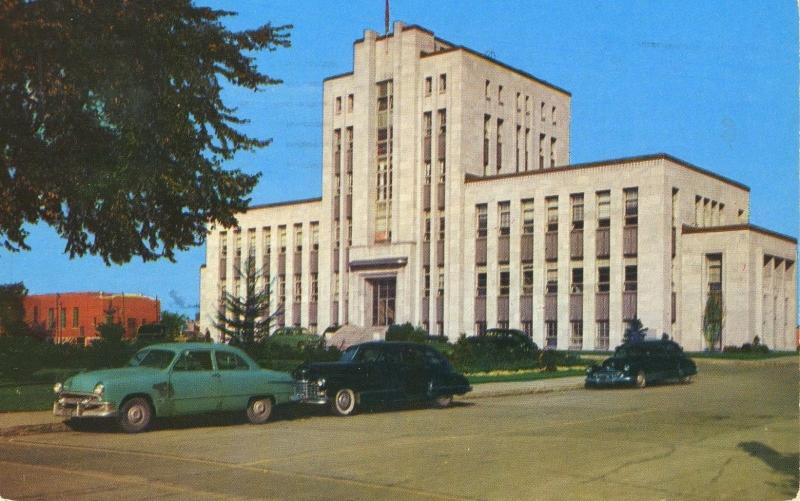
[93, 383, 105, 397]
[53, 382, 63, 394]
[316, 378, 326, 389]
[623, 364, 631, 372]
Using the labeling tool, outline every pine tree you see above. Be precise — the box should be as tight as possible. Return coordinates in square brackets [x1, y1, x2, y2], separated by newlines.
[215, 256, 280, 346]
[703, 293, 724, 351]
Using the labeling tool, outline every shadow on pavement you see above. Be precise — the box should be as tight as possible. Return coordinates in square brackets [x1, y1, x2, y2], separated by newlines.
[738, 441, 799, 494]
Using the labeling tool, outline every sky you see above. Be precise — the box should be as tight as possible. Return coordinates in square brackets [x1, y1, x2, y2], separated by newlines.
[1, 1, 797, 318]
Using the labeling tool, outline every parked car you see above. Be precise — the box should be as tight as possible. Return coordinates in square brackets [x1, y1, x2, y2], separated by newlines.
[467, 328, 539, 356]
[53, 343, 298, 432]
[293, 341, 471, 416]
[585, 340, 697, 388]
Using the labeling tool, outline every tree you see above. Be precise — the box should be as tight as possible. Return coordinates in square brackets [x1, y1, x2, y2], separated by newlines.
[703, 293, 724, 351]
[160, 311, 188, 340]
[622, 317, 645, 344]
[96, 306, 124, 341]
[216, 256, 280, 346]
[0, 282, 28, 336]
[0, 1, 291, 263]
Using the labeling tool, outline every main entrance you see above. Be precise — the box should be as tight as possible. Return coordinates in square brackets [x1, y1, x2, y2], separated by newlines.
[370, 277, 396, 326]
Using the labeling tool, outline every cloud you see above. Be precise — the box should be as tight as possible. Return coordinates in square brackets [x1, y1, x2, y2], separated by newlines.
[169, 290, 199, 310]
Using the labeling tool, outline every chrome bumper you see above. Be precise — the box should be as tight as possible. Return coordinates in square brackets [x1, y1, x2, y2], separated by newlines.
[585, 370, 633, 386]
[294, 380, 329, 405]
[53, 393, 117, 418]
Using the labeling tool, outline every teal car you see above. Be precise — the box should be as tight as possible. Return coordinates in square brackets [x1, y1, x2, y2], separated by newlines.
[53, 343, 299, 432]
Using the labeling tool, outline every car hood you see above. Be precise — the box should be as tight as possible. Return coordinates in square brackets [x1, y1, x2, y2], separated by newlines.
[63, 367, 163, 393]
[293, 361, 358, 380]
[598, 358, 629, 370]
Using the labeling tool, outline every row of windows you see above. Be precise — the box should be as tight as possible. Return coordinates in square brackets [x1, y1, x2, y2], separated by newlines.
[423, 74, 447, 95]
[483, 115, 558, 174]
[476, 188, 639, 235]
[484, 80, 558, 127]
[475, 265, 635, 296]
[219, 224, 320, 260]
[334, 94, 354, 115]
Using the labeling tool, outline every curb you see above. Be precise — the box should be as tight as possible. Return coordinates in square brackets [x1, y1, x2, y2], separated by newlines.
[460, 377, 586, 400]
[693, 357, 798, 367]
[0, 421, 68, 438]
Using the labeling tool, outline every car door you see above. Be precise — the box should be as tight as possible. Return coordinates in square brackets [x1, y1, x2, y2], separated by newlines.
[352, 344, 392, 404]
[399, 345, 430, 400]
[213, 349, 253, 411]
[169, 349, 221, 414]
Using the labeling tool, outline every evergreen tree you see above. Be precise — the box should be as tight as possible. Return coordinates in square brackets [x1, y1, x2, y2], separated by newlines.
[215, 256, 279, 346]
[703, 293, 724, 351]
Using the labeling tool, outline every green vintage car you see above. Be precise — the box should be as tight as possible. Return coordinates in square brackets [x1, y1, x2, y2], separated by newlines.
[53, 343, 298, 432]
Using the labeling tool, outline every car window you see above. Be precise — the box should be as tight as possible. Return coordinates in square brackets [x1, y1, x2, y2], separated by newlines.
[173, 350, 213, 371]
[356, 346, 384, 363]
[131, 349, 175, 369]
[340, 346, 358, 362]
[401, 346, 424, 366]
[215, 351, 250, 370]
[423, 348, 447, 369]
[384, 346, 403, 364]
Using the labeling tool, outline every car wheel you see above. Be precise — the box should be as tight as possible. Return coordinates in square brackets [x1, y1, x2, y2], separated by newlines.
[680, 374, 693, 384]
[635, 370, 647, 389]
[433, 394, 453, 408]
[331, 388, 357, 416]
[118, 397, 152, 433]
[246, 397, 273, 424]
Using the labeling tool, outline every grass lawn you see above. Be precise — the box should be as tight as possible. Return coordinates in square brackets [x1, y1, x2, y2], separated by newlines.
[687, 351, 798, 360]
[467, 368, 585, 385]
[0, 383, 54, 412]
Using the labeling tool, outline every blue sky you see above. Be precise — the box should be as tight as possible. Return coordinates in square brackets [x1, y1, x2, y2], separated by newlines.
[2, 1, 797, 317]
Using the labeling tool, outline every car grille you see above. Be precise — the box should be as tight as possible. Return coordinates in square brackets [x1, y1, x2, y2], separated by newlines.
[58, 392, 101, 409]
[294, 380, 324, 401]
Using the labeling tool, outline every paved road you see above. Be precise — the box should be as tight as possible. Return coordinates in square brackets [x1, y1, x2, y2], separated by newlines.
[0, 362, 796, 500]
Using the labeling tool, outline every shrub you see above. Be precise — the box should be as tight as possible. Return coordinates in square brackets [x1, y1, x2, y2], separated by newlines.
[385, 323, 428, 344]
[0, 336, 46, 378]
[539, 350, 559, 372]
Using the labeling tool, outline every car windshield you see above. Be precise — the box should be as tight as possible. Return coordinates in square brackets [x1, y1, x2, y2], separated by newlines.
[340, 346, 359, 362]
[614, 345, 644, 358]
[129, 349, 176, 369]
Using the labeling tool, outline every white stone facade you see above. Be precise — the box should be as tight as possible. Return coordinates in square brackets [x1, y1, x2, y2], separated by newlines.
[199, 23, 797, 351]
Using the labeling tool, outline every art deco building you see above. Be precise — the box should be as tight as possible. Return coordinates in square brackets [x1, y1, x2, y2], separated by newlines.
[199, 22, 797, 351]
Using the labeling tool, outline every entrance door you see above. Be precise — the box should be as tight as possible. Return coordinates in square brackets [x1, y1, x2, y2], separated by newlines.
[372, 278, 396, 326]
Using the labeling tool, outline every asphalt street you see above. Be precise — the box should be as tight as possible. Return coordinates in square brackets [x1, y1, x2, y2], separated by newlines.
[0, 361, 796, 500]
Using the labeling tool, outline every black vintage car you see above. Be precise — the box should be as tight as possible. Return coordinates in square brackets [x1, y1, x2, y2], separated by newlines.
[293, 341, 472, 416]
[585, 340, 697, 388]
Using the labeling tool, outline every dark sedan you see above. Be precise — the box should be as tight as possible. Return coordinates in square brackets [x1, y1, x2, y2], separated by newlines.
[293, 341, 472, 416]
[585, 340, 697, 388]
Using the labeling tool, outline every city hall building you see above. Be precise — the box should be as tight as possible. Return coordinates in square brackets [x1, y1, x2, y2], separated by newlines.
[199, 23, 797, 351]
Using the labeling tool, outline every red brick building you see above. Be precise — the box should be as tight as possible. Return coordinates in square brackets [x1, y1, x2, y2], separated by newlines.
[23, 292, 160, 344]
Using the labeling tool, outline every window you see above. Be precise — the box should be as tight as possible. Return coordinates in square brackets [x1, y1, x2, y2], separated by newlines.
[707, 254, 722, 293]
[485, 79, 491, 100]
[423, 212, 431, 241]
[424, 76, 432, 95]
[498, 201, 511, 236]
[60, 308, 66, 328]
[524, 128, 530, 171]
[48, 308, 55, 329]
[545, 321, 557, 349]
[437, 270, 445, 297]
[278, 226, 287, 254]
[476, 269, 487, 296]
[311, 223, 319, 251]
[174, 351, 213, 371]
[540, 102, 546, 122]
[335, 96, 342, 114]
[522, 199, 535, 234]
[476, 204, 488, 238]
[72, 307, 79, 328]
[424, 267, 431, 297]
[571, 194, 584, 230]
[438, 213, 446, 241]
[438, 73, 446, 92]
[499, 268, 510, 296]
[571, 268, 584, 293]
[546, 196, 558, 231]
[346, 219, 352, 247]
[516, 92, 521, 111]
[539, 134, 545, 169]
[596, 321, 610, 350]
[624, 188, 638, 226]
[215, 351, 249, 370]
[425, 161, 432, 185]
[550, 137, 557, 167]
[278, 276, 286, 304]
[546, 267, 558, 294]
[597, 191, 610, 228]
[375, 80, 394, 242]
[496, 118, 503, 172]
[483, 115, 491, 173]
[552, 106, 557, 126]
[525, 95, 530, 114]
[294, 224, 303, 252]
[598, 266, 610, 292]
[33, 306, 39, 324]
[498, 85, 503, 104]
[522, 264, 534, 294]
[570, 321, 583, 350]
[624, 265, 637, 292]
[311, 273, 319, 302]
[347, 94, 353, 112]
[515, 125, 521, 171]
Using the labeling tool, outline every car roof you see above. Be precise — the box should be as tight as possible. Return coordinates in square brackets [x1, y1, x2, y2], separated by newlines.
[139, 342, 237, 352]
[350, 341, 428, 349]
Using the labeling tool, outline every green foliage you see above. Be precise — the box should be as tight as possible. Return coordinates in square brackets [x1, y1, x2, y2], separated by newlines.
[0, 335, 44, 378]
[160, 311, 188, 339]
[702, 293, 724, 351]
[622, 318, 645, 344]
[385, 323, 429, 343]
[723, 336, 769, 354]
[0, 1, 291, 262]
[539, 350, 559, 372]
[0, 282, 29, 336]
